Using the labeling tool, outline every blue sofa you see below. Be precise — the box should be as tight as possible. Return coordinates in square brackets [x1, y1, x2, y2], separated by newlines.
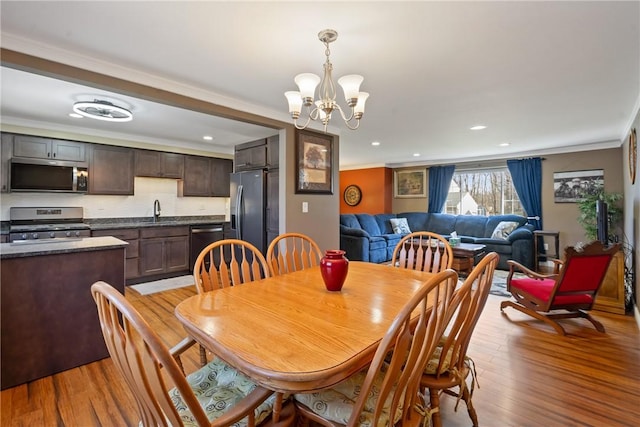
[339, 212, 535, 270]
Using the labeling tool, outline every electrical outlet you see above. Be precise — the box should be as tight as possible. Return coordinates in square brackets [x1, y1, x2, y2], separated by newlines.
[302, 202, 309, 213]
[544, 243, 549, 250]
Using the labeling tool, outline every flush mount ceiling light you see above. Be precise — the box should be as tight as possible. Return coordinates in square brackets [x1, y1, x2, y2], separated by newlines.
[285, 29, 369, 133]
[72, 99, 133, 122]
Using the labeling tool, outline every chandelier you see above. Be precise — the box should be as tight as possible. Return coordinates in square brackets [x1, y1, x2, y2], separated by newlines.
[285, 29, 369, 132]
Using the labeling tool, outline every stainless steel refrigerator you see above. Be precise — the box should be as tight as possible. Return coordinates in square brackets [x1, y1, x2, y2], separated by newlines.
[230, 171, 266, 253]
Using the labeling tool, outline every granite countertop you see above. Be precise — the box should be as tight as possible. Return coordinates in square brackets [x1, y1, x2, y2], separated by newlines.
[0, 236, 128, 259]
[85, 215, 227, 230]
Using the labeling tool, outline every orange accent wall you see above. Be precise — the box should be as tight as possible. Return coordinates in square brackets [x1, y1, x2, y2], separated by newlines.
[340, 167, 393, 214]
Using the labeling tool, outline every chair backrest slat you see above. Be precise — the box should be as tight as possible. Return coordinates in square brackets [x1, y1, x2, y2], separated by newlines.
[266, 233, 323, 276]
[347, 269, 458, 426]
[193, 239, 270, 293]
[392, 232, 454, 273]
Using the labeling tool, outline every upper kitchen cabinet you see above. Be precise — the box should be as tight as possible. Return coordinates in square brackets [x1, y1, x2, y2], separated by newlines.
[266, 135, 279, 169]
[211, 158, 233, 197]
[12, 134, 86, 163]
[234, 138, 267, 171]
[1, 133, 12, 193]
[135, 149, 184, 179]
[179, 155, 211, 197]
[88, 144, 135, 195]
[179, 155, 232, 197]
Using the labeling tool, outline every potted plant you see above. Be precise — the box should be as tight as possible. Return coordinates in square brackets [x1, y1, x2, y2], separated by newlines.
[576, 190, 622, 242]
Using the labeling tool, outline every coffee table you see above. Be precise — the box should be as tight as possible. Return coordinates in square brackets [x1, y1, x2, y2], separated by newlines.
[451, 243, 486, 275]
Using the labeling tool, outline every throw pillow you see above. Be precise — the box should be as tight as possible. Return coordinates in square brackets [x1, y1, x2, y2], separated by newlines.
[389, 218, 412, 234]
[491, 221, 519, 240]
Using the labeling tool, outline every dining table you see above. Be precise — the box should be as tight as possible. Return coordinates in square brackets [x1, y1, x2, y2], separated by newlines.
[174, 261, 437, 394]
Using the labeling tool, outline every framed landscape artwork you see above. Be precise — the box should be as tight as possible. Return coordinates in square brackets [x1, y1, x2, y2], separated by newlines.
[394, 168, 427, 198]
[553, 169, 604, 203]
[295, 130, 333, 194]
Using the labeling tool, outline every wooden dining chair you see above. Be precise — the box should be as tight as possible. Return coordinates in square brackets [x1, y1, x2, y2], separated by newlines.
[187, 239, 271, 366]
[501, 240, 620, 335]
[266, 232, 323, 276]
[90, 281, 291, 427]
[420, 252, 499, 427]
[391, 231, 454, 273]
[293, 269, 458, 427]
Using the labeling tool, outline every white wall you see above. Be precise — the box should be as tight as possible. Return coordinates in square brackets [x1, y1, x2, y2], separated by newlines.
[0, 177, 228, 220]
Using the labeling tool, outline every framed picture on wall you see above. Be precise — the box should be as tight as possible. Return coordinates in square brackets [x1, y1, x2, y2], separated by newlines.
[394, 168, 427, 198]
[553, 169, 604, 203]
[295, 129, 333, 194]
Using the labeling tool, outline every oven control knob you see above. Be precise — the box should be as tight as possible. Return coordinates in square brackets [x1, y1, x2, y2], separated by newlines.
[65, 231, 72, 237]
[74, 231, 81, 237]
[21, 233, 27, 240]
[49, 232, 56, 238]
[32, 233, 39, 239]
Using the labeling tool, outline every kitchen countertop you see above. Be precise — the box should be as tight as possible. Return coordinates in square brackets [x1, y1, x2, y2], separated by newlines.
[0, 236, 128, 259]
[85, 215, 227, 230]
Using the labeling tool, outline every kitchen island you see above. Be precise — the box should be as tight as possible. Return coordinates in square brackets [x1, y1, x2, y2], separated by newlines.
[0, 236, 127, 389]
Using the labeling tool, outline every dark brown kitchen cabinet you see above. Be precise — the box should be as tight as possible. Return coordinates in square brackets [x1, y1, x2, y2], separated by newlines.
[12, 134, 86, 162]
[267, 135, 279, 169]
[88, 144, 135, 195]
[234, 138, 267, 171]
[180, 156, 232, 197]
[135, 150, 184, 178]
[266, 169, 279, 246]
[91, 228, 140, 280]
[1, 133, 12, 193]
[211, 158, 232, 197]
[139, 226, 189, 277]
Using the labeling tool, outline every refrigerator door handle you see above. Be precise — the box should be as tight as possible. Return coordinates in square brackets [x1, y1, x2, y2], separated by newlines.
[235, 184, 243, 239]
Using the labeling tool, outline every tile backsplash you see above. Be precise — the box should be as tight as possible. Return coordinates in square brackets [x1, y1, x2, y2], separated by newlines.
[0, 177, 229, 221]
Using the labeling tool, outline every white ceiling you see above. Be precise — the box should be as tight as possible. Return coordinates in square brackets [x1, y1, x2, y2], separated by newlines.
[1, 1, 639, 170]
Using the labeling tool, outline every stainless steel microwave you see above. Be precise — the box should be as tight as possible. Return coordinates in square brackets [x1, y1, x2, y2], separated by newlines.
[10, 158, 88, 193]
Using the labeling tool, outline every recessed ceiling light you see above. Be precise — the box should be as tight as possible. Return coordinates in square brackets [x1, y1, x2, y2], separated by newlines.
[499, 142, 510, 147]
[68, 113, 83, 118]
[413, 153, 420, 157]
[203, 135, 213, 141]
[470, 125, 486, 130]
[371, 141, 380, 146]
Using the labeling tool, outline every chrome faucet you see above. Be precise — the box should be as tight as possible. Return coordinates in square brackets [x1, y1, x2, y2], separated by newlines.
[153, 199, 161, 222]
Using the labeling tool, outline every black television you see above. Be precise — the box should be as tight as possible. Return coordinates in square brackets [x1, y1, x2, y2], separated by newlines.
[596, 199, 608, 244]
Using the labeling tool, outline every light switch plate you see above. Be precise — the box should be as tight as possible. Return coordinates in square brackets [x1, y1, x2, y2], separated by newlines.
[302, 202, 308, 213]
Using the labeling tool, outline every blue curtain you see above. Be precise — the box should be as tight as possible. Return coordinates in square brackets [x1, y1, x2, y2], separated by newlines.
[507, 157, 543, 230]
[428, 165, 455, 213]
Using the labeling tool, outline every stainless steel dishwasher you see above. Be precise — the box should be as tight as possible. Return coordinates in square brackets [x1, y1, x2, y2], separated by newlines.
[189, 224, 224, 272]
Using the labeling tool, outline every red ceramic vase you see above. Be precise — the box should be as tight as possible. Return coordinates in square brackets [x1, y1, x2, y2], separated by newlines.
[320, 250, 349, 291]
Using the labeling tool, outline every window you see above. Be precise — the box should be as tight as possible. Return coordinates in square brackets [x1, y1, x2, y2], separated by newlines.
[443, 168, 524, 216]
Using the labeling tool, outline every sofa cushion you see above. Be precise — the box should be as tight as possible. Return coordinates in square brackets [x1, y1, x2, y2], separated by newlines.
[491, 221, 520, 239]
[340, 214, 361, 229]
[389, 218, 412, 234]
[484, 215, 527, 238]
[397, 212, 430, 232]
[425, 213, 457, 235]
[374, 214, 398, 235]
[355, 214, 383, 236]
[454, 215, 488, 237]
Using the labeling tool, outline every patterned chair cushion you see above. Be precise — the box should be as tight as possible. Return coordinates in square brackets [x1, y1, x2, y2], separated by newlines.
[423, 344, 454, 375]
[169, 357, 277, 427]
[293, 363, 403, 426]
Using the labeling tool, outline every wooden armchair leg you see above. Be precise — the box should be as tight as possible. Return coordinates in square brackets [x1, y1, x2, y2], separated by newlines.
[199, 344, 208, 367]
[581, 311, 605, 333]
[500, 300, 567, 335]
[429, 388, 443, 427]
[461, 385, 479, 427]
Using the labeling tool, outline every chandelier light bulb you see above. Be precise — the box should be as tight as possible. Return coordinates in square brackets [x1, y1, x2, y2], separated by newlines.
[284, 91, 303, 117]
[337, 75, 364, 105]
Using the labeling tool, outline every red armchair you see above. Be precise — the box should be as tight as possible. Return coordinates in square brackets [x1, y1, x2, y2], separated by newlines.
[500, 240, 620, 335]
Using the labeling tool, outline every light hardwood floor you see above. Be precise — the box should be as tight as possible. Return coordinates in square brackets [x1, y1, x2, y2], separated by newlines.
[2, 284, 639, 427]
